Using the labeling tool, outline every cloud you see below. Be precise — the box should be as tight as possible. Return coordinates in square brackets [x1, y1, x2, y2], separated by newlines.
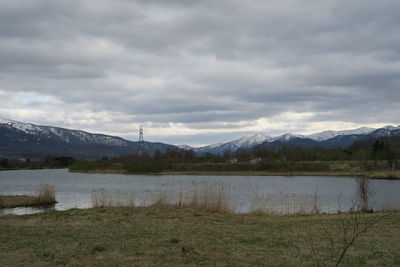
[0, 0, 399, 145]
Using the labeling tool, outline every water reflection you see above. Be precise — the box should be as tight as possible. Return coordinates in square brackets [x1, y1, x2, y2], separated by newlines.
[0, 204, 55, 216]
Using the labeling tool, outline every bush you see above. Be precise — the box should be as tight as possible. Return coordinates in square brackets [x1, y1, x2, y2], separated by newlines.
[122, 160, 166, 173]
[69, 161, 98, 171]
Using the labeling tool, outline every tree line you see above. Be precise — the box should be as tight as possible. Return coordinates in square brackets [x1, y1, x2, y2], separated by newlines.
[0, 156, 76, 170]
[69, 136, 400, 173]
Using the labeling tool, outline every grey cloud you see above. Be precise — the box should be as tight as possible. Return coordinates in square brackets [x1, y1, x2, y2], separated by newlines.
[1, 0, 400, 144]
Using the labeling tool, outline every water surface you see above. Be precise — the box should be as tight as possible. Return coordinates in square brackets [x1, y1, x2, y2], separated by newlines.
[1, 169, 399, 215]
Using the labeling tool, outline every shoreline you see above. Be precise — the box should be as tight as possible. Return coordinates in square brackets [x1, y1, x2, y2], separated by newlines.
[3, 166, 400, 180]
[68, 169, 400, 180]
[0, 195, 57, 208]
[0, 167, 65, 172]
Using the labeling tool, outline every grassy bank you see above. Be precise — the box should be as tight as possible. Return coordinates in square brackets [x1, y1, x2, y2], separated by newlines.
[0, 207, 398, 266]
[0, 184, 56, 208]
[69, 160, 400, 179]
[71, 168, 400, 179]
[160, 170, 400, 179]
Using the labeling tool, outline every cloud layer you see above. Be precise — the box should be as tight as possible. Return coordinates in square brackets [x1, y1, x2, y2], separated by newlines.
[1, 0, 399, 146]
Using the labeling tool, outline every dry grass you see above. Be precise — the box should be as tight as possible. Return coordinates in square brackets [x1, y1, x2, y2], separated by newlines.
[35, 184, 56, 204]
[0, 184, 56, 208]
[91, 183, 232, 213]
[0, 207, 398, 266]
[364, 170, 400, 179]
[90, 182, 324, 215]
[250, 192, 321, 215]
[152, 182, 232, 213]
[0, 195, 40, 208]
[91, 189, 135, 208]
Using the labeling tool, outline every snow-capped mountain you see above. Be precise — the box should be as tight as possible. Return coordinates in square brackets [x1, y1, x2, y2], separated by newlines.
[306, 127, 375, 141]
[178, 145, 193, 150]
[191, 125, 400, 155]
[192, 133, 305, 155]
[191, 133, 271, 155]
[0, 118, 177, 159]
[2, 118, 400, 158]
[271, 133, 304, 142]
[230, 133, 272, 148]
[1, 118, 128, 147]
[368, 125, 400, 138]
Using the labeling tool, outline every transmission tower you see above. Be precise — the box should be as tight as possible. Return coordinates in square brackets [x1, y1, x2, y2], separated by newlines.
[137, 125, 145, 159]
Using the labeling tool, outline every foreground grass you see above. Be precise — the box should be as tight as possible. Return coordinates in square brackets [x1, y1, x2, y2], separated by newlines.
[0, 207, 399, 266]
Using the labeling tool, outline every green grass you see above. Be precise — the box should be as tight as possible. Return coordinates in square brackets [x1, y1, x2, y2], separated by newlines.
[0, 207, 399, 266]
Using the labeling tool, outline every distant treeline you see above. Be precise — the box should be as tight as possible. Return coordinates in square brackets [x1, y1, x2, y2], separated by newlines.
[0, 156, 76, 170]
[69, 136, 400, 174]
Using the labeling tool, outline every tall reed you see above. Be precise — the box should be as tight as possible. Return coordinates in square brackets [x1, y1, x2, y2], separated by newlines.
[91, 189, 135, 208]
[250, 192, 321, 215]
[150, 182, 231, 213]
[35, 184, 56, 204]
[190, 183, 231, 212]
[90, 183, 322, 215]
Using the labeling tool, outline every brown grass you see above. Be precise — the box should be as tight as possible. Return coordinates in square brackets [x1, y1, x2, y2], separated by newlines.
[91, 189, 135, 208]
[90, 182, 324, 215]
[250, 192, 321, 215]
[364, 170, 400, 179]
[150, 182, 232, 213]
[36, 184, 56, 204]
[0, 184, 56, 208]
[91, 183, 232, 213]
[0, 207, 398, 266]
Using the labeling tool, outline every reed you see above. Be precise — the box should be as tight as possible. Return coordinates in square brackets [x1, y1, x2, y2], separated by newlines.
[35, 184, 56, 204]
[250, 192, 321, 215]
[91, 189, 135, 208]
[90, 183, 324, 215]
[0, 184, 56, 208]
[187, 182, 231, 213]
[150, 182, 232, 213]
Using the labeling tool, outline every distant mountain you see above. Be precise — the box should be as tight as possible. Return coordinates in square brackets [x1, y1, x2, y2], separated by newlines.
[177, 145, 193, 150]
[0, 119, 178, 159]
[306, 127, 375, 141]
[3, 118, 399, 159]
[191, 133, 271, 155]
[190, 125, 400, 155]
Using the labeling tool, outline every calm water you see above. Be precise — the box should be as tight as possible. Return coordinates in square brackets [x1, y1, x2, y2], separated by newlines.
[1, 169, 399, 215]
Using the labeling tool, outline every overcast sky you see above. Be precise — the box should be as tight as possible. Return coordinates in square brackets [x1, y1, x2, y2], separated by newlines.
[1, 0, 399, 146]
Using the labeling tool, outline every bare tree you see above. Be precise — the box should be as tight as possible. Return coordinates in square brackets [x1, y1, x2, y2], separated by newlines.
[308, 194, 386, 266]
[355, 177, 372, 212]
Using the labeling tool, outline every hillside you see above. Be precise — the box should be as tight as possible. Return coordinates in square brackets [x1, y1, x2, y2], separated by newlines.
[0, 119, 177, 159]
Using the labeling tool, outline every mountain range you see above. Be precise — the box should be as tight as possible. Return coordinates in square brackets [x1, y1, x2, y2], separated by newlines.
[187, 126, 400, 155]
[0, 118, 177, 159]
[1, 118, 400, 159]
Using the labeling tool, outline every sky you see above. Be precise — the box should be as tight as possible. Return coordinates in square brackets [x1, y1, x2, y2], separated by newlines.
[1, 0, 400, 147]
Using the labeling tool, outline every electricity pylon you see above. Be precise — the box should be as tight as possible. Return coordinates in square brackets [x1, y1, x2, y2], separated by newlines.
[138, 125, 145, 159]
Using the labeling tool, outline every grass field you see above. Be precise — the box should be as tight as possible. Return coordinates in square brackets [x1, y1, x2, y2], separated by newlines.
[0, 207, 399, 266]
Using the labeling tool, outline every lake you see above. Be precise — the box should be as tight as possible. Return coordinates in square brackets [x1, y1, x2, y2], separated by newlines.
[1, 169, 399, 215]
